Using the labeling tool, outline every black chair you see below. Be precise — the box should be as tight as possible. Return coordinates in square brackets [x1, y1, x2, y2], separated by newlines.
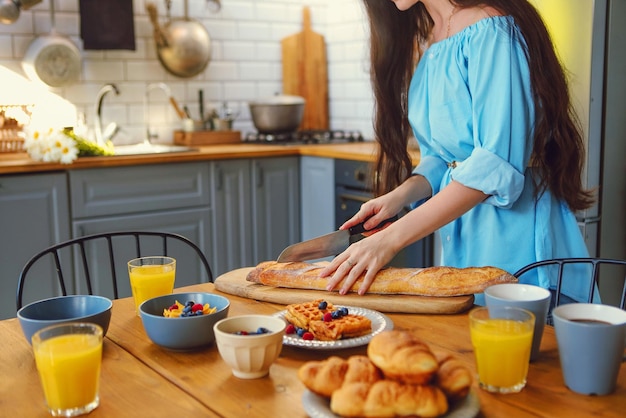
[16, 231, 213, 311]
[513, 258, 626, 323]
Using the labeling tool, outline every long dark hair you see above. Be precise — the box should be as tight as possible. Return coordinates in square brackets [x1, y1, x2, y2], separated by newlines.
[362, 0, 594, 211]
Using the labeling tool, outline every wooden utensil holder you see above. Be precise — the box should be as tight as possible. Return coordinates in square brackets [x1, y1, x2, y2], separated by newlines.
[174, 130, 242, 146]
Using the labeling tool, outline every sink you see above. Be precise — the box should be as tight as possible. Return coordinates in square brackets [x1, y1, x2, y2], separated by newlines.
[113, 143, 197, 156]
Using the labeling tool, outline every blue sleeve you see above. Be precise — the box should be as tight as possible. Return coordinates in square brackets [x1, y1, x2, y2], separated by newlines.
[451, 22, 534, 208]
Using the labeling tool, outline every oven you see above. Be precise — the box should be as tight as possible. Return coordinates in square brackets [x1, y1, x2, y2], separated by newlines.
[334, 159, 433, 268]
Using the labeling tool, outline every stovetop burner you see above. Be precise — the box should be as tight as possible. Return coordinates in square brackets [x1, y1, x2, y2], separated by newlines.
[244, 129, 364, 145]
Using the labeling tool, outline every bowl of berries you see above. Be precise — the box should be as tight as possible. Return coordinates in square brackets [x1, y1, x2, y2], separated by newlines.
[213, 314, 287, 379]
[139, 292, 230, 351]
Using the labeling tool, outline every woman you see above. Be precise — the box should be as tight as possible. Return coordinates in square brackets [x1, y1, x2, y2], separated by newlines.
[320, 0, 594, 304]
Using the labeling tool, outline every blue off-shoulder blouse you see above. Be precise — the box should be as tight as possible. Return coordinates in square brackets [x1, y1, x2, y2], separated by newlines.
[408, 16, 593, 304]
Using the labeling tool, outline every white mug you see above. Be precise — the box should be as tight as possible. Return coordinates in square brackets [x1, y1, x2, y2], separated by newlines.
[484, 283, 551, 361]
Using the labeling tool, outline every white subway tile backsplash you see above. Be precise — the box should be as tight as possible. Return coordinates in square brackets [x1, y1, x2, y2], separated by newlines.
[1, 0, 374, 143]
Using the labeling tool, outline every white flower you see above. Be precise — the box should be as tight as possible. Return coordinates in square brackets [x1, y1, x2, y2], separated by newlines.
[24, 126, 79, 164]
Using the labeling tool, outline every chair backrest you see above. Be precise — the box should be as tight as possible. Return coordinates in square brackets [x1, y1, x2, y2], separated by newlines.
[513, 258, 626, 315]
[16, 231, 213, 310]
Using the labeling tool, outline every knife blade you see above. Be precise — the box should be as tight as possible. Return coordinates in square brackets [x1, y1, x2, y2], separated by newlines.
[276, 215, 398, 262]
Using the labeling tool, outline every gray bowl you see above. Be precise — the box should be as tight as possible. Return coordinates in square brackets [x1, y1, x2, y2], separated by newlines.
[139, 292, 230, 351]
[17, 295, 113, 344]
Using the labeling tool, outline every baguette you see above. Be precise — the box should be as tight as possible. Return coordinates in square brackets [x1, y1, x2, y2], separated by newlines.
[246, 261, 517, 296]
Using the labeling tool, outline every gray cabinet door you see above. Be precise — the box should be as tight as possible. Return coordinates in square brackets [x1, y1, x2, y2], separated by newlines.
[300, 156, 335, 240]
[69, 163, 210, 218]
[0, 173, 70, 319]
[72, 208, 213, 299]
[210, 160, 253, 277]
[252, 156, 300, 263]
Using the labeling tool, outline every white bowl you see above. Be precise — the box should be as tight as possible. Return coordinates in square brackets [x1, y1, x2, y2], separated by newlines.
[213, 315, 287, 379]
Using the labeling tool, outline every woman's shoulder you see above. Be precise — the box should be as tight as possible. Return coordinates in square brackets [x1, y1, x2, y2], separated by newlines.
[452, 5, 503, 36]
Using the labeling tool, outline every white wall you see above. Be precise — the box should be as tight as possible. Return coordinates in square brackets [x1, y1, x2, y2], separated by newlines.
[0, 0, 375, 144]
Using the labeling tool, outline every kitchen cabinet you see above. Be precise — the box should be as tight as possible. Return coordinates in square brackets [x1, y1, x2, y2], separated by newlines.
[0, 173, 71, 320]
[252, 157, 300, 262]
[69, 163, 212, 296]
[299, 156, 335, 262]
[211, 157, 300, 276]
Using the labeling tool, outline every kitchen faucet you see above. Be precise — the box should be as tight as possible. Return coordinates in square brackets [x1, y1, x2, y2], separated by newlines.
[144, 82, 173, 144]
[94, 83, 120, 145]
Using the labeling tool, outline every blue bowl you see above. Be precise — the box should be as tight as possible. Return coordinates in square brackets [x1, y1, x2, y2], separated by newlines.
[17, 295, 113, 344]
[139, 292, 230, 351]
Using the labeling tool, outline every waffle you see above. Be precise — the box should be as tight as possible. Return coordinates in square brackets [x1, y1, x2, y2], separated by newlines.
[309, 314, 372, 341]
[284, 299, 335, 330]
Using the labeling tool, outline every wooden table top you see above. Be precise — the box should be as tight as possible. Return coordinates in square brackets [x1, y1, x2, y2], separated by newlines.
[3, 283, 625, 417]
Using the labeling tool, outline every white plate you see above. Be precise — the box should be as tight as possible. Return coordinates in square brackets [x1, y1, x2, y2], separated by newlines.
[272, 306, 394, 350]
[302, 388, 481, 418]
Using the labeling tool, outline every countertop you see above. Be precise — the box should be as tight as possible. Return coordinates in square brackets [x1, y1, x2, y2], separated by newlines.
[0, 142, 421, 175]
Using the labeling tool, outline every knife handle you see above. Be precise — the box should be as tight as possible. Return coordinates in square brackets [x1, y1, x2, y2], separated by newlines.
[348, 215, 398, 235]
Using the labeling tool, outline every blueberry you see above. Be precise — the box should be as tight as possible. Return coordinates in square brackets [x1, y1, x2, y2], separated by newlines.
[186, 301, 194, 307]
[257, 327, 269, 334]
[340, 307, 349, 316]
[318, 301, 328, 310]
[296, 327, 306, 337]
[195, 311, 203, 316]
[331, 311, 340, 319]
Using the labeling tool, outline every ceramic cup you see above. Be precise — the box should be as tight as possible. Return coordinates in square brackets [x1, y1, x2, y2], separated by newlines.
[484, 283, 551, 361]
[553, 303, 626, 395]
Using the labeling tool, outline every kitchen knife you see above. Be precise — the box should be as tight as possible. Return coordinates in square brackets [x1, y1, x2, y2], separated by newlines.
[276, 215, 398, 262]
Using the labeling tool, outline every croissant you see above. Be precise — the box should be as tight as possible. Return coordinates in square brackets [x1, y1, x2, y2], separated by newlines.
[367, 330, 439, 384]
[297, 355, 383, 398]
[434, 352, 473, 402]
[330, 381, 449, 418]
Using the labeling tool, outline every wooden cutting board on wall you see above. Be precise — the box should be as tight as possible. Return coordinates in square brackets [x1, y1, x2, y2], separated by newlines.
[214, 268, 475, 314]
[281, 6, 329, 131]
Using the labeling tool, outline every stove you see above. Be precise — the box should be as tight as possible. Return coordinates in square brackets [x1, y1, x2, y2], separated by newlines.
[243, 129, 364, 145]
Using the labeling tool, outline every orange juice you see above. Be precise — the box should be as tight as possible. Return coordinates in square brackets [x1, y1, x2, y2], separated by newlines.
[470, 318, 533, 391]
[129, 263, 176, 312]
[34, 333, 102, 412]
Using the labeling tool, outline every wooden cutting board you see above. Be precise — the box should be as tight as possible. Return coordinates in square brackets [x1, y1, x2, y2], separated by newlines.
[214, 267, 474, 314]
[281, 6, 329, 130]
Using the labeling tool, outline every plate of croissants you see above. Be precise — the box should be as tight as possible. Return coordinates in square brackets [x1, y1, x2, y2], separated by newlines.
[298, 330, 481, 418]
[273, 299, 393, 349]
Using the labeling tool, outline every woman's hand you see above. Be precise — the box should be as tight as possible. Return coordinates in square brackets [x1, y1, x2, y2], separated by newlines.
[319, 227, 399, 295]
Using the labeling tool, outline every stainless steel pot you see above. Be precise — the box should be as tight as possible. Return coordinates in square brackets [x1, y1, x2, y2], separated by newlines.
[21, 1, 80, 87]
[147, 0, 212, 78]
[249, 95, 305, 134]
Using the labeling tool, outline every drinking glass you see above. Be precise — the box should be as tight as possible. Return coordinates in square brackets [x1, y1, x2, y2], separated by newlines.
[469, 306, 535, 393]
[128, 256, 176, 315]
[32, 322, 103, 416]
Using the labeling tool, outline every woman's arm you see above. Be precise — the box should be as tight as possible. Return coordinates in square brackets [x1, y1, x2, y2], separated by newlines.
[320, 180, 487, 295]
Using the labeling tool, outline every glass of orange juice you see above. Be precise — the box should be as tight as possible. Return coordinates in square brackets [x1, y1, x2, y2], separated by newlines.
[469, 306, 535, 393]
[128, 256, 176, 315]
[32, 322, 103, 416]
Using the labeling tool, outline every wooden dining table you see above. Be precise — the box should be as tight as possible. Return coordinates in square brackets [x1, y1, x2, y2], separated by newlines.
[2, 281, 625, 417]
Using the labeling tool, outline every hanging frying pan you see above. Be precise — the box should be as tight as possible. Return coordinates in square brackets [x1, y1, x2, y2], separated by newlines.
[21, 1, 81, 87]
[146, 0, 213, 78]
